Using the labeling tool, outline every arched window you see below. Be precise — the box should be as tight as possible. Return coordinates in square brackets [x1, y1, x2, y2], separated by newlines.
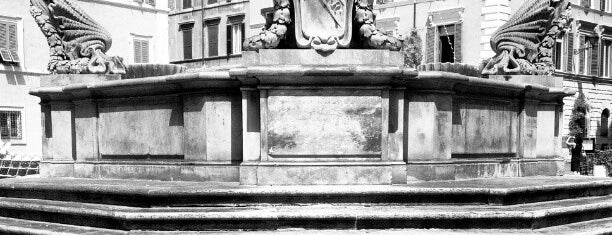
[601, 109, 609, 137]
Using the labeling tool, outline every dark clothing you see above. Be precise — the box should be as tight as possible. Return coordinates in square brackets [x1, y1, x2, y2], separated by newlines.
[571, 144, 583, 172]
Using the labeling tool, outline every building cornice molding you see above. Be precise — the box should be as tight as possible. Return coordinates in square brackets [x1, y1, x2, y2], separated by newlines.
[169, 0, 248, 16]
[78, 0, 169, 14]
[570, 3, 612, 16]
[0, 69, 48, 76]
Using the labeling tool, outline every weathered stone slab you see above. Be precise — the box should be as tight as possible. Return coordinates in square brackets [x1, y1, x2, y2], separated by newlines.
[254, 164, 392, 185]
[40, 74, 120, 87]
[452, 98, 517, 155]
[97, 97, 184, 156]
[243, 50, 404, 66]
[266, 89, 382, 156]
[488, 75, 563, 88]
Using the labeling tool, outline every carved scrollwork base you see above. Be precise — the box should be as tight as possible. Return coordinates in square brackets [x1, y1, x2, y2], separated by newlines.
[355, 0, 401, 51]
[482, 0, 571, 75]
[30, 0, 126, 74]
[243, 0, 291, 51]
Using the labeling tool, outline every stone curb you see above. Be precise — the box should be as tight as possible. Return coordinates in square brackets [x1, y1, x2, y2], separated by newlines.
[0, 179, 610, 206]
[0, 196, 610, 231]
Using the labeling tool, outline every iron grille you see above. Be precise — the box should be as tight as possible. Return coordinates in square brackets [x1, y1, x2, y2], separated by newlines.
[0, 111, 22, 140]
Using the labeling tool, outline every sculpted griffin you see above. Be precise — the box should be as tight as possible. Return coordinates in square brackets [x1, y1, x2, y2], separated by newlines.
[243, 0, 401, 52]
[29, 0, 126, 74]
[482, 0, 572, 75]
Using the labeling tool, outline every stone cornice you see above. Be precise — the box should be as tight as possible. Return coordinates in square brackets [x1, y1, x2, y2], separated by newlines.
[78, 0, 169, 14]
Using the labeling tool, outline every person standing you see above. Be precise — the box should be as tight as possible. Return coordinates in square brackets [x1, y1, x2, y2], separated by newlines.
[566, 136, 583, 175]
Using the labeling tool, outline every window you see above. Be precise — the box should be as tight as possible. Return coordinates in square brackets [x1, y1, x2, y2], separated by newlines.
[226, 16, 245, 56]
[579, 35, 595, 75]
[206, 20, 220, 57]
[0, 110, 22, 140]
[133, 39, 149, 63]
[179, 24, 193, 60]
[439, 34, 455, 63]
[207, 0, 217, 5]
[602, 109, 610, 137]
[553, 37, 564, 71]
[436, 25, 460, 63]
[603, 40, 612, 78]
[147, 0, 155, 6]
[183, 0, 191, 9]
[0, 21, 19, 63]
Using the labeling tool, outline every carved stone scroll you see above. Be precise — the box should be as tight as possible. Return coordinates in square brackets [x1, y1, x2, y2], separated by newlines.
[30, 0, 126, 74]
[243, 0, 401, 52]
[482, 0, 571, 75]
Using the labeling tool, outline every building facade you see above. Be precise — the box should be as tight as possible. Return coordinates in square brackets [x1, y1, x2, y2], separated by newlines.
[556, 0, 612, 151]
[168, 0, 249, 69]
[375, 0, 612, 153]
[373, 0, 516, 65]
[0, 0, 169, 155]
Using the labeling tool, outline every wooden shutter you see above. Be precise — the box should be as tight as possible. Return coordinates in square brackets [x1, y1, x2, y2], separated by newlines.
[0, 22, 12, 62]
[182, 28, 192, 60]
[183, 0, 191, 8]
[579, 35, 585, 74]
[567, 33, 574, 72]
[8, 23, 19, 63]
[226, 25, 232, 55]
[134, 40, 142, 63]
[208, 24, 219, 57]
[207, 0, 217, 4]
[591, 39, 599, 76]
[426, 27, 435, 63]
[454, 23, 462, 63]
[141, 40, 149, 63]
[241, 23, 245, 48]
[581, 0, 591, 7]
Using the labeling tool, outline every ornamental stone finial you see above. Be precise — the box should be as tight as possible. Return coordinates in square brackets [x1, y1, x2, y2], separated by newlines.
[29, 0, 126, 74]
[243, 0, 401, 52]
[482, 0, 572, 75]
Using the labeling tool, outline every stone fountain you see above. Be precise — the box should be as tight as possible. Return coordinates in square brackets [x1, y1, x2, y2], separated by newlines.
[30, 0, 574, 184]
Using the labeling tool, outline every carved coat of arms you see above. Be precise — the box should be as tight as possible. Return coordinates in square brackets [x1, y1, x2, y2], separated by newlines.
[243, 0, 401, 52]
[293, 0, 353, 52]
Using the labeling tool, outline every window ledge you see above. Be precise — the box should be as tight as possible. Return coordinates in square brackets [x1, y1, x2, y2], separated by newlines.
[170, 54, 242, 64]
[571, 3, 612, 16]
[203, 0, 248, 10]
[554, 71, 612, 83]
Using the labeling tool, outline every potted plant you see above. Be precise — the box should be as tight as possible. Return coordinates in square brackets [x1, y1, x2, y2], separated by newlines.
[592, 150, 612, 177]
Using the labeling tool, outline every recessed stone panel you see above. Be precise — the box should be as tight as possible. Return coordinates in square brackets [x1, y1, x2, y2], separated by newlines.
[267, 89, 382, 157]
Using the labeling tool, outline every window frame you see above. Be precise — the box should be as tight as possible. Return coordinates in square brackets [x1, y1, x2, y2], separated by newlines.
[131, 34, 152, 64]
[179, 23, 194, 60]
[205, 19, 221, 58]
[182, 0, 192, 9]
[579, 34, 596, 76]
[226, 15, 245, 56]
[553, 35, 567, 72]
[0, 107, 25, 145]
[0, 17, 21, 64]
[436, 24, 457, 63]
[603, 38, 612, 78]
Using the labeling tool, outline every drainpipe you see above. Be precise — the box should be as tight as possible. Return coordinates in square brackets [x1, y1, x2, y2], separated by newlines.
[201, 0, 205, 67]
[413, 0, 416, 28]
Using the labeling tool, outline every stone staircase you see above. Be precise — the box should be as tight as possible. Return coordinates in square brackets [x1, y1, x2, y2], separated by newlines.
[0, 176, 611, 234]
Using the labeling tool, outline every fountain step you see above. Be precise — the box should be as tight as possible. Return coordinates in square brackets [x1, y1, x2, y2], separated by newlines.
[0, 195, 610, 231]
[0, 177, 610, 207]
[0, 216, 126, 235]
